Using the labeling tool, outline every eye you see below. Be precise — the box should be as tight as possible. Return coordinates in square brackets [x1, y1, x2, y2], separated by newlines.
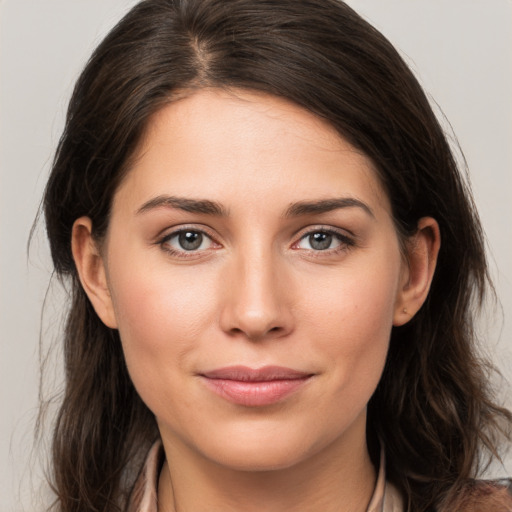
[161, 229, 214, 252]
[295, 229, 354, 251]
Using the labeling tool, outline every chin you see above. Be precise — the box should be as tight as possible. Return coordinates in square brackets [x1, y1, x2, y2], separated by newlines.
[193, 420, 341, 473]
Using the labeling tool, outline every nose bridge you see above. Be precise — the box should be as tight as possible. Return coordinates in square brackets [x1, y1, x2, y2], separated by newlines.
[220, 239, 292, 340]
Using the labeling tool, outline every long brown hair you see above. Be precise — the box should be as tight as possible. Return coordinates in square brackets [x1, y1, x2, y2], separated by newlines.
[42, 0, 511, 510]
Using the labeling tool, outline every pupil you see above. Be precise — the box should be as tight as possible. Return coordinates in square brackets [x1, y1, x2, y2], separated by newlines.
[310, 232, 332, 250]
[179, 231, 203, 250]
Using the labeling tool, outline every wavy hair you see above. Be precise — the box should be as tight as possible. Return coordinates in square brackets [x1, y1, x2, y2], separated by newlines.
[42, 0, 511, 510]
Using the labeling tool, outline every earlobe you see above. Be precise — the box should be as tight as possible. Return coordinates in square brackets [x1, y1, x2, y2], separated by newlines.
[71, 217, 118, 329]
[393, 217, 441, 326]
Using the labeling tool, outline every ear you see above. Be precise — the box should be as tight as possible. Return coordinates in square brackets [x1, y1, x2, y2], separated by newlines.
[393, 217, 441, 326]
[71, 217, 118, 329]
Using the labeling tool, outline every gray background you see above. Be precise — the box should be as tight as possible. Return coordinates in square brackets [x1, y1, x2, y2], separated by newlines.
[1, 1, 511, 510]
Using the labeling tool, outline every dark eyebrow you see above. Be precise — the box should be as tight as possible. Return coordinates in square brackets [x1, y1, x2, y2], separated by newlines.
[136, 195, 228, 216]
[284, 198, 374, 218]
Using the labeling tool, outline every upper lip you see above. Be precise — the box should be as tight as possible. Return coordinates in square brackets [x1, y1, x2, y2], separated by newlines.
[200, 365, 313, 382]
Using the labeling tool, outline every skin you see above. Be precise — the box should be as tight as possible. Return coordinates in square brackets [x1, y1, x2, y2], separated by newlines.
[72, 89, 440, 512]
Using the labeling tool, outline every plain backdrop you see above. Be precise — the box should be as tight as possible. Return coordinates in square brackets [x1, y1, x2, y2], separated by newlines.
[1, 1, 511, 510]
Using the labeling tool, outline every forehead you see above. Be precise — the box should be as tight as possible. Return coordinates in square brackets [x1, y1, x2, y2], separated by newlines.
[115, 88, 390, 215]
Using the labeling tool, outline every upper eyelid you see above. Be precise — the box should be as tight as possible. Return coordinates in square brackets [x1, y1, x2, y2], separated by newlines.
[290, 226, 357, 253]
[156, 227, 221, 256]
[155, 224, 356, 248]
[158, 227, 220, 258]
[294, 225, 356, 240]
[158, 224, 218, 242]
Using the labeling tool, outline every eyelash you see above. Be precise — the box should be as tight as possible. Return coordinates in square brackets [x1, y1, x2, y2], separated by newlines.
[157, 226, 220, 259]
[156, 226, 356, 259]
[292, 227, 356, 255]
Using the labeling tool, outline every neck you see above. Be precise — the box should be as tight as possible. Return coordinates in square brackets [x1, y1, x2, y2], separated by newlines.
[158, 421, 376, 512]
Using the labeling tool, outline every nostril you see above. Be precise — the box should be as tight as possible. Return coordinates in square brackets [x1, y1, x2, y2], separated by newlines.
[228, 324, 283, 340]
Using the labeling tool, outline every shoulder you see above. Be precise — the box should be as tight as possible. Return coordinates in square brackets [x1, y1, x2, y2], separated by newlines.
[452, 479, 512, 512]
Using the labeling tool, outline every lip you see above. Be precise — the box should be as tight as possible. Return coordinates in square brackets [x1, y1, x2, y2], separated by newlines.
[199, 365, 313, 407]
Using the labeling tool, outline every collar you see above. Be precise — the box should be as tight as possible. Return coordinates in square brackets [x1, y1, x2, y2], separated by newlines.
[127, 441, 404, 512]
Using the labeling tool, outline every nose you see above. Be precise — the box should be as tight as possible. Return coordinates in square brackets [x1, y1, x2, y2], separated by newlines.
[219, 250, 294, 341]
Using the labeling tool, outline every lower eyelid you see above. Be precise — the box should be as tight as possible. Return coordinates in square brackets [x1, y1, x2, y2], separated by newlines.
[156, 226, 355, 256]
[294, 229, 355, 249]
[157, 227, 220, 254]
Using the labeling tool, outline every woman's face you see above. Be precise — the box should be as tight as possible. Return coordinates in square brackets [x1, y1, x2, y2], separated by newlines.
[81, 89, 413, 471]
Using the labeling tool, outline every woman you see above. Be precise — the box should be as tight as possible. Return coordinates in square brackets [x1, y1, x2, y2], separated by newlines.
[42, 0, 511, 510]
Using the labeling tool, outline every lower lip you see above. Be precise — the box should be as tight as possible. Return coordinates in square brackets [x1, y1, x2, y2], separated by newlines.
[201, 377, 311, 407]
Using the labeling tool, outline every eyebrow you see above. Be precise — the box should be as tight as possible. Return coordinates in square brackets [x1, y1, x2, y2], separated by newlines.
[284, 198, 374, 218]
[136, 195, 373, 219]
[136, 195, 228, 216]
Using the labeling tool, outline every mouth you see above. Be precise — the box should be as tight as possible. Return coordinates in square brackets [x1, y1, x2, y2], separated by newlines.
[199, 365, 314, 407]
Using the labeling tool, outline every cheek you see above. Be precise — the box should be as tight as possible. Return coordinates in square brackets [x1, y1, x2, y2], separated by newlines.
[109, 243, 217, 336]
[105, 254, 219, 404]
[303, 256, 399, 336]
[300, 257, 400, 393]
